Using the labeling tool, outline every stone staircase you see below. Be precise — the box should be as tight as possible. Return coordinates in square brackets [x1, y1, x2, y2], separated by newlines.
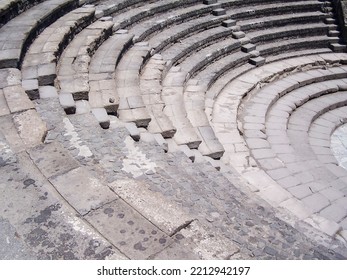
[1, 0, 347, 259]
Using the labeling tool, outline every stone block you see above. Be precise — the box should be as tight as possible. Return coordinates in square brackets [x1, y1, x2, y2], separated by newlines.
[302, 193, 331, 213]
[22, 79, 39, 100]
[330, 43, 346, 52]
[13, 109, 47, 149]
[92, 108, 110, 129]
[3, 85, 34, 113]
[29, 142, 80, 178]
[249, 56, 266, 66]
[38, 63, 56, 86]
[319, 204, 347, 223]
[178, 144, 195, 162]
[232, 31, 245, 39]
[39, 86, 58, 99]
[241, 43, 256, 53]
[124, 122, 140, 141]
[50, 167, 117, 216]
[110, 179, 194, 236]
[59, 92, 76, 114]
[212, 8, 226, 16]
[85, 199, 173, 259]
[222, 19, 236, 28]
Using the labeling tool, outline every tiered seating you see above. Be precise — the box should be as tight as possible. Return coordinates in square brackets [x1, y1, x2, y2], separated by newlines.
[0, 0, 79, 68]
[21, 5, 96, 99]
[0, 0, 44, 27]
[1, 0, 347, 240]
[210, 53, 347, 234]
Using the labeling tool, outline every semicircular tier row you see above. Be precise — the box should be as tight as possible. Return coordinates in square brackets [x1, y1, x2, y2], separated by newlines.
[1, 0, 347, 241]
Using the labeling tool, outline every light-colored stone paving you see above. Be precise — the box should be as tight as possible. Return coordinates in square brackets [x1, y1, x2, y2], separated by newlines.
[1, 0, 347, 260]
[332, 124, 347, 170]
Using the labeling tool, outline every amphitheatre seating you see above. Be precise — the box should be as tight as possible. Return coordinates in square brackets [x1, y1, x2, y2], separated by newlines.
[1, 0, 347, 245]
[140, 54, 177, 138]
[56, 17, 113, 127]
[115, 42, 151, 128]
[209, 53, 347, 232]
[21, 5, 96, 99]
[89, 29, 133, 115]
[0, 0, 79, 69]
[0, 0, 44, 27]
[211, 54, 347, 171]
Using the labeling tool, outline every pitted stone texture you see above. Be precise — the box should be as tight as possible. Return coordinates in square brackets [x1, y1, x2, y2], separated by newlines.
[28, 142, 80, 178]
[110, 179, 194, 236]
[0, 131, 17, 166]
[85, 199, 174, 260]
[0, 151, 126, 260]
[3, 85, 34, 113]
[50, 167, 117, 216]
[13, 109, 47, 149]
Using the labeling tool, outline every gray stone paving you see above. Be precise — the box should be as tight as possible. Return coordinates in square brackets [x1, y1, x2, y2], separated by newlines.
[332, 124, 347, 170]
[1, 0, 347, 260]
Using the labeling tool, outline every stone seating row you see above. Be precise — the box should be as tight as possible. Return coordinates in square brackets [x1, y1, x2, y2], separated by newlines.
[211, 53, 347, 173]
[0, 0, 44, 27]
[206, 54, 347, 236]
[21, 5, 96, 99]
[0, 0, 80, 69]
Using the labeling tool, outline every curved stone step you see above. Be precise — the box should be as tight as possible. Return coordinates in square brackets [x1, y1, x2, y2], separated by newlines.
[57, 18, 114, 101]
[0, 0, 79, 69]
[21, 5, 96, 99]
[0, 0, 45, 27]
[115, 42, 151, 127]
[140, 54, 176, 138]
[89, 30, 133, 114]
[161, 69, 202, 148]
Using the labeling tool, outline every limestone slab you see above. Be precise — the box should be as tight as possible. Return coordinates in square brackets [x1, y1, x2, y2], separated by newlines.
[50, 167, 117, 216]
[110, 179, 194, 236]
[85, 199, 173, 260]
[3, 85, 34, 113]
[13, 109, 47, 149]
[29, 142, 80, 178]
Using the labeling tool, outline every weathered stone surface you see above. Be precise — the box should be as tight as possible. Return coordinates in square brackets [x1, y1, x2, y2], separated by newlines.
[59, 92, 76, 114]
[110, 179, 194, 236]
[50, 167, 117, 216]
[85, 199, 173, 260]
[39, 86, 58, 99]
[92, 108, 110, 129]
[13, 110, 47, 149]
[0, 89, 10, 116]
[3, 85, 34, 113]
[29, 142, 80, 178]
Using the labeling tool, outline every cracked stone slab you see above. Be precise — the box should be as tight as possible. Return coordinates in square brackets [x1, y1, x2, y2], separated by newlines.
[0, 89, 10, 116]
[3, 85, 35, 113]
[0, 131, 17, 166]
[0, 151, 126, 260]
[85, 199, 174, 260]
[110, 179, 195, 236]
[175, 221, 240, 260]
[13, 109, 47, 149]
[28, 142, 80, 178]
[50, 167, 117, 216]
